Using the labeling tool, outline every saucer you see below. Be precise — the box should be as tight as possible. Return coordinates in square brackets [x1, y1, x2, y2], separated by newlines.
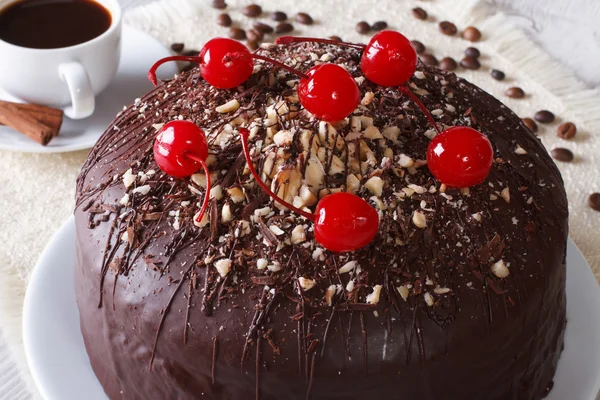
[0, 25, 178, 153]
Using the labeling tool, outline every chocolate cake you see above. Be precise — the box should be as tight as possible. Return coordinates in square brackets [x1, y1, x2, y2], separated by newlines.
[75, 40, 568, 400]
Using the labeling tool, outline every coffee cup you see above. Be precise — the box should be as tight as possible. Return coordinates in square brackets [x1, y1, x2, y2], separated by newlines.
[0, 0, 122, 119]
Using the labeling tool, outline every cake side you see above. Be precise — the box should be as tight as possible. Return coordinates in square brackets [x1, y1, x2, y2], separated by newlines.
[75, 43, 568, 400]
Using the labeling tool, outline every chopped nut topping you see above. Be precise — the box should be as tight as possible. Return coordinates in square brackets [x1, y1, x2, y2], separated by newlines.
[338, 261, 357, 274]
[363, 125, 383, 140]
[500, 187, 510, 203]
[366, 285, 383, 304]
[434, 287, 451, 294]
[397, 285, 410, 301]
[424, 292, 434, 306]
[268, 262, 282, 272]
[194, 210, 209, 227]
[256, 258, 268, 270]
[221, 202, 233, 223]
[291, 225, 306, 244]
[215, 99, 240, 113]
[123, 168, 136, 188]
[215, 259, 232, 277]
[298, 277, 316, 291]
[365, 176, 384, 196]
[227, 187, 245, 203]
[514, 145, 527, 155]
[210, 185, 224, 200]
[361, 91, 375, 106]
[412, 211, 427, 228]
[325, 285, 337, 306]
[490, 259, 509, 278]
[269, 225, 285, 236]
[398, 153, 415, 168]
[132, 185, 151, 196]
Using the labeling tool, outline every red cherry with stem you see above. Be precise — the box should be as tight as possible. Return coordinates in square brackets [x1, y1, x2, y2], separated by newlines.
[148, 38, 253, 89]
[426, 126, 493, 187]
[238, 128, 378, 252]
[153, 121, 212, 223]
[277, 30, 417, 86]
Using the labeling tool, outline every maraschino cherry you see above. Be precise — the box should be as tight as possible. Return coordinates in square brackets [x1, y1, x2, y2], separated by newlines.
[239, 128, 379, 252]
[153, 121, 212, 223]
[426, 127, 493, 188]
[148, 38, 360, 122]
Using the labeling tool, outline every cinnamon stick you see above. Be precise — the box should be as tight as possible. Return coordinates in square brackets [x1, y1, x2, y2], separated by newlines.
[0, 100, 63, 145]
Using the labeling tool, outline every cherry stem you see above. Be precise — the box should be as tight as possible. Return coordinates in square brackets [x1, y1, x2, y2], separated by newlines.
[185, 153, 212, 224]
[238, 128, 315, 221]
[276, 36, 366, 50]
[227, 52, 309, 80]
[148, 55, 200, 86]
[398, 85, 441, 134]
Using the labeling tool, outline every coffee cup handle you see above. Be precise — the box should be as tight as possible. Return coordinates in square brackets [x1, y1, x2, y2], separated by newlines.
[58, 62, 95, 119]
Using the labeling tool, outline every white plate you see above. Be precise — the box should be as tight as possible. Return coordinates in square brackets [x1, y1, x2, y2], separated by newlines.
[0, 26, 177, 153]
[23, 216, 600, 400]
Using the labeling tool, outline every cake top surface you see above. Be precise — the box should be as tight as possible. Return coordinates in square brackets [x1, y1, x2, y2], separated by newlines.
[76, 41, 568, 337]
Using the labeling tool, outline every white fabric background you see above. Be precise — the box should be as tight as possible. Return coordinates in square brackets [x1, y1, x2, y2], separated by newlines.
[0, 0, 598, 399]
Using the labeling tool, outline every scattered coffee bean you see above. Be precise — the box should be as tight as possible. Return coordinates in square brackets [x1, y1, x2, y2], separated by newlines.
[242, 4, 262, 17]
[372, 21, 388, 31]
[506, 87, 525, 99]
[556, 122, 577, 139]
[534, 110, 555, 123]
[439, 21, 458, 36]
[329, 35, 343, 42]
[246, 28, 263, 42]
[211, 0, 226, 9]
[462, 26, 481, 42]
[271, 11, 287, 21]
[246, 40, 259, 51]
[170, 42, 184, 53]
[589, 193, 600, 212]
[522, 118, 538, 133]
[217, 13, 232, 27]
[253, 21, 273, 34]
[491, 69, 505, 81]
[420, 53, 438, 66]
[229, 27, 246, 40]
[439, 57, 458, 71]
[464, 47, 480, 58]
[411, 40, 426, 54]
[295, 12, 313, 25]
[356, 21, 371, 34]
[460, 56, 481, 70]
[275, 22, 294, 34]
[412, 7, 428, 20]
[551, 147, 574, 162]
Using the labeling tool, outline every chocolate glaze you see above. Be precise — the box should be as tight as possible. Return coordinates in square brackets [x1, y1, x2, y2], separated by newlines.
[74, 42, 568, 400]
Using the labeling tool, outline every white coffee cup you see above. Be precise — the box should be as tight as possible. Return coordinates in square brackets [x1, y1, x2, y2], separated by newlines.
[0, 0, 122, 119]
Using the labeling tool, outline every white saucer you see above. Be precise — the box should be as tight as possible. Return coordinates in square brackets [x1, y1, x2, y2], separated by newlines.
[0, 26, 177, 153]
[23, 217, 600, 400]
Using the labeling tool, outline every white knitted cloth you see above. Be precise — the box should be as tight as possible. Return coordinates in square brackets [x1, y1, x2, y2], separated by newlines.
[0, 0, 598, 398]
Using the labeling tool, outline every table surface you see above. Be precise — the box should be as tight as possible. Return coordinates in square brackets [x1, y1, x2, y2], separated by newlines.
[1, 0, 598, 399]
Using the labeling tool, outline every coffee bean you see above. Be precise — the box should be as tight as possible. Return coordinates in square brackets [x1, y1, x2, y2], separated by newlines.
[460, 56, 481, 70]
[411, 40, 426, 54]
[420, 53, 438, 66]
[439, 21, 457, 36]
[275, 22, 294, 34]
[217, 13, 232, 27]
[522, 118, 538, 133]
[412, 7, 428, 20]
[170, 42, 184, 53]
[556, 122, 577, 139]
[295, 12, 313, 25]
[271, 11, 287, 21]
[247, 40, 259, 51]
[464, 47, 480, 58]
[372, 21, 388, 31]
[211, 0, 226, 9]
[506, 87, 525, 99]
[491, 69, 505, 81]
[229, 27, 246, 40]
[242, 4, 262, 17]
[439, 57, 457, 71]
[589, 193, 600, 212]
[462, 26, 481, 42]
[329, 35, 343, 42]
[253, 21, 273, 34]
[551, 147, 574, 162]
[534, 110, 555, 123]
[246, 28, 263, 42]
[356, 21, 371, 34]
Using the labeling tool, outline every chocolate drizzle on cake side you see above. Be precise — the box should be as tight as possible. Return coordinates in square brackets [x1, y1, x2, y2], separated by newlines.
[74, 43, 568, 400]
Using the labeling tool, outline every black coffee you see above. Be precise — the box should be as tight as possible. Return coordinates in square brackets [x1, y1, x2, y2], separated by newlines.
[0, 0, 112, 49]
